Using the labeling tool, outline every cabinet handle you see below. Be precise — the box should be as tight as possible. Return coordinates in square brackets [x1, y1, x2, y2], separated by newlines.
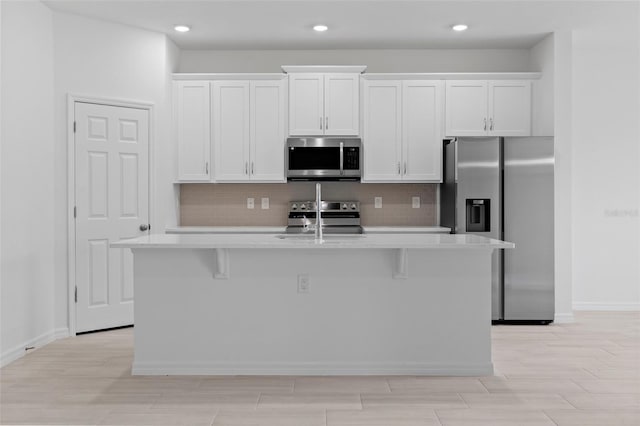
[404, 162, 407, 175]
[251, 162, 254, 175]
[397, 162, 401, 175]
[326, 116, 328, 130]
[490, 118, 494, 131]
[245, 162, 248, 175]
[320, 116, 323, 130]
[484, 118, 487, 131]
[205, 162, 209, 174]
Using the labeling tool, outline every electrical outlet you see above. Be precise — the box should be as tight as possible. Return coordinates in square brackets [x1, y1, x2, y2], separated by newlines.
[297, 274, 310, 293]
[374, 197, 383, 209]
[247, 198, 255, 209]
[261, 197, 269, 209]
[412, 196, 421, 208]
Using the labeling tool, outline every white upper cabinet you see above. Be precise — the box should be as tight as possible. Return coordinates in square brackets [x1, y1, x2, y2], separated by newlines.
[445, 80, 488, 137]
[363, 79, 443, 183]
[250, 80, 286, 181]
[175, 81, 211, 181]
[363, 80, 402, 181]
[323, 74, 359, 136]
[212, 81, 251, 181]
[445, 80, 531, 137]
[488, 80, 532, 136]
[288, 73, 359, 136]
[288, 74, 324, 136]
[402, 80, 443, 182]
[213, 79, 287, 182]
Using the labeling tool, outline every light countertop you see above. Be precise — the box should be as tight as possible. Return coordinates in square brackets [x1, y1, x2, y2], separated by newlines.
[165, 226, 451, 234]
[112, 233, 513, 250]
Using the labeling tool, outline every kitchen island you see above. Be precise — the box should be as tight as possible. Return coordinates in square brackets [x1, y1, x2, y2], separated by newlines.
[112, 233, 513, 376]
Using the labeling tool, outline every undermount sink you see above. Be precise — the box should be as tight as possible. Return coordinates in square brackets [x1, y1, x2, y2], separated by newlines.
[274, 234, 366, 241]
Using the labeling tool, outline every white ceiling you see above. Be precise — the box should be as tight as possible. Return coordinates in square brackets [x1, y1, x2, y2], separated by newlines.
[43, 0, 634, 50]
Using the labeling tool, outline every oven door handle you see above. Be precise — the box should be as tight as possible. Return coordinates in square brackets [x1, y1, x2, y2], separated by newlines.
[339, 142, 344, 175]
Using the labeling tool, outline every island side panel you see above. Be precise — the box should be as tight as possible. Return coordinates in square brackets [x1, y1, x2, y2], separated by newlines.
[131, 247, 493, 375]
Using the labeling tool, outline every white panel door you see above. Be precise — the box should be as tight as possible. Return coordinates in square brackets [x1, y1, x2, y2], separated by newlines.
[213, 81, 251, 181]
[445, 80, 489, 136]
[363, 80, 402, 181]
[250, 80, 286, 182]
[402, 80, 443, 182]
[488, 80, 532, 136]
[75, 102, 149, 333]
[288, 73, 324, 136]
[324, 73, 359, 136]
[176, 81, 211, 181]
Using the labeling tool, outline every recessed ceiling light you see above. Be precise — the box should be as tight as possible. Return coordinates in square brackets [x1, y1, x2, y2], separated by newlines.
[313, 25, 328, 32]
[174, 25, 190, 33]
[452, 24, 468, 32]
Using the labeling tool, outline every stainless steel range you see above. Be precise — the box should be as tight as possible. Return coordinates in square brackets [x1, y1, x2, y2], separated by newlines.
[285, 201, 363, 234]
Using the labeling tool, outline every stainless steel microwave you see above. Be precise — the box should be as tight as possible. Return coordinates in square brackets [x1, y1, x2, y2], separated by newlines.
[286, 137, 361, 181]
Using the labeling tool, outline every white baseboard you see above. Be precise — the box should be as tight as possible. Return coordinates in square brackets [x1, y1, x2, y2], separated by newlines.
[573, 302, 640, 311]
[54, 327, 70, 339]
[132, 361, 494, 376]
[554, 312, 575, 323]
[0, 329, 58, 368]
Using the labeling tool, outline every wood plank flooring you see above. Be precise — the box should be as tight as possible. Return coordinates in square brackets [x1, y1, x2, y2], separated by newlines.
[1, 312, 638, 425]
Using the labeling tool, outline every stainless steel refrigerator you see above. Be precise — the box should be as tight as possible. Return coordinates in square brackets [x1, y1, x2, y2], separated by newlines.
[441, 137, 555, 324]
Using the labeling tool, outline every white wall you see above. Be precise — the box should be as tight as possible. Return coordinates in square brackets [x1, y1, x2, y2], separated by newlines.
[179, 48, 532, 73]
[1, 0, 57, 365]
[530, 34, 554, 137]
[553, 31, 574, 322]
[52, 12, 179, 333]
[570, 14, 640, 310]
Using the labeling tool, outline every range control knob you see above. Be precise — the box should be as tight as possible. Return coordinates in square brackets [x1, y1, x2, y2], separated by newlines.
[350, 203, 357, 210]
[300, 204, 307, 210]
[342, 203, 348, 210]
[291, 204, 298, 210]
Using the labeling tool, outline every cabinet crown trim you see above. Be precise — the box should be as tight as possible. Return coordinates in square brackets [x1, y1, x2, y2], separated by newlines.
[173, 73, 287, 81]
[362, 72, 541, 80]
[281, 65, 367, 74]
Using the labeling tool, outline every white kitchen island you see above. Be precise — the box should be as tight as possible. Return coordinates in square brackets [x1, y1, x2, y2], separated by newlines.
[112, 233, 513, 376]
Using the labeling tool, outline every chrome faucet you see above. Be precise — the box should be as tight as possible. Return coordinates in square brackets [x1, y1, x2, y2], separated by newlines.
[315, 183, 323, 242]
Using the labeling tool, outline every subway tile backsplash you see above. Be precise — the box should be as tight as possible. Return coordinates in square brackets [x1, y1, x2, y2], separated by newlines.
[180, 183, 437, 226]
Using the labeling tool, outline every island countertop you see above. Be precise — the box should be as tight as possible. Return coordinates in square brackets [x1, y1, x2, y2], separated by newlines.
[112, 232, 514, 250]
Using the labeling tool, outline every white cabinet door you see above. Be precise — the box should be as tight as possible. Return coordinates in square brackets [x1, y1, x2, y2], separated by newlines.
[488, 80, 531, 136]
[176, 81, 211, 181]
[324, 74, 359, 136]
[402, 80, 443, 182]
[363, 80, 402, 181]
[250, 80, 286, 182]
[445, 80, 488, 137]
[212, 81, 251, 181]
[289, 73, 324, 136]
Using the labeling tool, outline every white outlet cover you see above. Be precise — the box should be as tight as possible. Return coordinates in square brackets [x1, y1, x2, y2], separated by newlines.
[261, 197, 269, 209]
[297, 274, 310, 293]
[412, 196, 421, 208]
[247, 198, 255, 209]
[374, 197, 382, 209]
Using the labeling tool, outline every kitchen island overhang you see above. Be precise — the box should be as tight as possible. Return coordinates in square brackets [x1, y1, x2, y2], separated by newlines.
[112, 233, 513, 376]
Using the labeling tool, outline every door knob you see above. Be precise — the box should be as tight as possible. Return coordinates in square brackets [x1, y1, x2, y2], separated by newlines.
[139, 224, 149, 231]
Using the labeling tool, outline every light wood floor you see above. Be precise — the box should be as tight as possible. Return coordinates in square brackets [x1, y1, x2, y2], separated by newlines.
[1, 312, 639, 425]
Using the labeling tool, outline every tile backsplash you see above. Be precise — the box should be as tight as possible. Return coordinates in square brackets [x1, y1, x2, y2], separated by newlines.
[180, 182, 438, 227]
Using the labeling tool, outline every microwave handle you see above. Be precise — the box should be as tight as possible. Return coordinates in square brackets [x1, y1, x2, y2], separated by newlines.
[339, 142, 344, 175]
